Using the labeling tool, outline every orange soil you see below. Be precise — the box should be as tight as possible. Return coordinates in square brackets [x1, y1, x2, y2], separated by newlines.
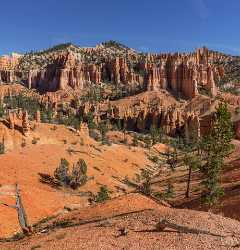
[0, 122, 153, 237]
[2, 194, 240, 250]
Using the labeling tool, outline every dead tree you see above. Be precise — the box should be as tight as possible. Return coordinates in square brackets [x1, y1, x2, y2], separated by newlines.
[15, 183, 32, 234]
[0, 183, 32, 234]
[155, 219, 224, 237]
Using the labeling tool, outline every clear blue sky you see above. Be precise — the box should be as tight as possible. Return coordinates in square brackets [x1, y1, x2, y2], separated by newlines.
[1, 0, 240, 55]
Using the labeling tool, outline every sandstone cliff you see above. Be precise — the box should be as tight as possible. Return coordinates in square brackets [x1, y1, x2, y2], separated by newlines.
[0, 43, 229, 99]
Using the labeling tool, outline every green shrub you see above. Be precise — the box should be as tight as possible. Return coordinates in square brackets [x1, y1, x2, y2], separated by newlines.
[21, 139, 26, 148]
[153, 183, 175, 200]
[0, 138, 5, 154]
[89, 130, 101, 141]
[149, 155, 159, 163]
[143, 136, 152, 149]
[150, 126, 163, 145]
[94, 186, 111, 203]
[139, 170, 152, 196]
[32, 137, 39, 144]
[132, 134, 138, 147]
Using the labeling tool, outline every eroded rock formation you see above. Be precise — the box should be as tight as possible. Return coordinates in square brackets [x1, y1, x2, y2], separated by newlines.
[35, 110, 41, 123]
[79, 122, 89, 135]
[7, 109, 31, 136]
[0, 44, 229, 99]
[78, 91, 202, 139]
[22, 111, 30, 136]
[8, 111, 15, 129]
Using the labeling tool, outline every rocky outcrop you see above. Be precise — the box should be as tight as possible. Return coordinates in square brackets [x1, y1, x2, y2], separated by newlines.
[8, 111, 15, 129]
[79, 91, 202, 139]
[79, 122, 89, 135]
[0, 54, 21, 70]
[22, 111, 30, 136]
[7, 109, 31, 136]
[0, 45, 228, 100]
[0, 70, 16, 83]
[221, 93, 240, 106]
[35, 110, 41, 123]
[0, 54, 22, 84]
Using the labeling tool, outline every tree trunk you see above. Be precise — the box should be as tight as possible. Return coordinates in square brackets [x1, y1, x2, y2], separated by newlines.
[15, 183, 31, 233]
[185, 166, 192, 198]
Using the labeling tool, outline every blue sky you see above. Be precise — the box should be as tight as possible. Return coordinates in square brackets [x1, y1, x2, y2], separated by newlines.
[1, 0, 240, 55]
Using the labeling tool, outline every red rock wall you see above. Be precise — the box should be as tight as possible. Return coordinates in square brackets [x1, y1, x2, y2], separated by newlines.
[0, 47, 227, 99]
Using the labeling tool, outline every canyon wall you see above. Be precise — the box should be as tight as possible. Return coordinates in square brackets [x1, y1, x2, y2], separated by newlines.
[0, 46, 227, 99]
[78, 91, 205, 140]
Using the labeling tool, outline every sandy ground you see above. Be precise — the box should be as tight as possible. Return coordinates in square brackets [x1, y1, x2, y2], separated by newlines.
[1, 194, 240, 250]
[0, 122, 153, 237]
[0, 85, 240, 249]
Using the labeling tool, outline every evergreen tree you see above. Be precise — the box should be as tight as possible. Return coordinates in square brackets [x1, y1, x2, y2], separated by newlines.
[150, 126, 163, 145]
[183, 148, 201, 198]
[165, 183, 175, 198]
[200, 102, 234, 206]
[94, 186, 111, 203]
[99, 122, 108, 143]
[46, 109, 53, 123]
[0, 137, 5, 154]
[139, 170, 152, 196]
[0, 103, 4, 118]
[85, 112, 96, 129]
[144, 136, 152, 149]
[54, 158, 70, 185]
[167, 142, 178, 171]
[132, 134, 139, 147]
[117, 119, 122, 130]
[69, 159, 88, 189]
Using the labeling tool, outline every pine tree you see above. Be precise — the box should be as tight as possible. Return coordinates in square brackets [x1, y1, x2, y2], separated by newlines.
[183, 148, 201, 198]
[150, 126, 163, 145]
[85, 112, 96, 129]
[167, 141, 178, 171]
[0, 103, 4, 118]
[99, 122, 108, 144]
[200, 102, 234, 206]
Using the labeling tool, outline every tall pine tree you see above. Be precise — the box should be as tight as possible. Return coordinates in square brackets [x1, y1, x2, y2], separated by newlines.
[200, 102, 234, 206]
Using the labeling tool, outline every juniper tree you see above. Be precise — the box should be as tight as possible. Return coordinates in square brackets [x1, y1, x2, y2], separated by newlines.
[69, 159, 88, 189]
[54, 158, 70, 185]
[200, 102, 234, 206]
